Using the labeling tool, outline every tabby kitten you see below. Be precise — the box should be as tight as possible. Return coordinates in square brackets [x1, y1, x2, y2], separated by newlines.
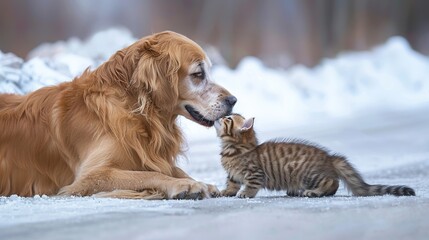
[214, 114, 415, 198]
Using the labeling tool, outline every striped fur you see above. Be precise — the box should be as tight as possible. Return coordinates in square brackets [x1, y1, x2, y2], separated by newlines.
[214, 114, 416, 198]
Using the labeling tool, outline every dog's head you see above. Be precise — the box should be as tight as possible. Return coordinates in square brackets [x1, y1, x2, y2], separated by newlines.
[123, 31, 236, 127]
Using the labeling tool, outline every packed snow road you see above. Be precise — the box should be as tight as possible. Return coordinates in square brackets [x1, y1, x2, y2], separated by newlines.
[1, 107, 428, 240]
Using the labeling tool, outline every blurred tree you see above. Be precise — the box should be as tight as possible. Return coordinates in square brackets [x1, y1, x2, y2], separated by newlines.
[0, 0, 428, 68]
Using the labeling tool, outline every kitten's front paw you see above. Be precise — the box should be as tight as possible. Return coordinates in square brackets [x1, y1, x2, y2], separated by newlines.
[237, 190, 257, 198]
[221, 189, 238, 197]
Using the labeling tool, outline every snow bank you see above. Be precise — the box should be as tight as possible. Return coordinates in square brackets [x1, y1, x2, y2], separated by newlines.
[210, 37, 429, 129]
[1, 28, 429, 134]
[28, 27, 137, 70]
[0, 28, 136, 94]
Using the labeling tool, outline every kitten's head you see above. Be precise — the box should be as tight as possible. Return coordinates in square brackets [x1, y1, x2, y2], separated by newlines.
[214, 113, 257, 144]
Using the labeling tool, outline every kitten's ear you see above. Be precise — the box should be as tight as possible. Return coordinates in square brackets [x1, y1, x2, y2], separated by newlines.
[240, 117, 255, 132]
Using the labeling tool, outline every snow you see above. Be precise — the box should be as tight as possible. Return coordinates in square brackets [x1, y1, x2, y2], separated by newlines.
[1, 29, 429, 239]
[199, 37, 429, 127]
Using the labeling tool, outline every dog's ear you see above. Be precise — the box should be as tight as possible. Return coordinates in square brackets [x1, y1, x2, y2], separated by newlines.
[131, 38, 180, 112]
[97, 40, 144, 89]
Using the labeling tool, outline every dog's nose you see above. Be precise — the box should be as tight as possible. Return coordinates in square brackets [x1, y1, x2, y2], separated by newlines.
[225, 95, 237, 107]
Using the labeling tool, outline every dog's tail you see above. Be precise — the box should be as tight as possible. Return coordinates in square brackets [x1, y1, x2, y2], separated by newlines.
[331, 155, 415, 196]
[93, 189, 165, 199]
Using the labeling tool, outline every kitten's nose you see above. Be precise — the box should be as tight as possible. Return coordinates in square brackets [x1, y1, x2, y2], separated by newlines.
[225, 95, 237, 107]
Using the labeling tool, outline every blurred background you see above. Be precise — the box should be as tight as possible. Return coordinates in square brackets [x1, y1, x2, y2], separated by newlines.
[1, 0, 429, 68]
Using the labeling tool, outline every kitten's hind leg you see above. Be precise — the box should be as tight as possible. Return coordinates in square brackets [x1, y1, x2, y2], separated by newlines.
[303, 177, 339, 197]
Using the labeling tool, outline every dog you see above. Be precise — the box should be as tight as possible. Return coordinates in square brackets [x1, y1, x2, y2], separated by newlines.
[0, 31, 237, 199]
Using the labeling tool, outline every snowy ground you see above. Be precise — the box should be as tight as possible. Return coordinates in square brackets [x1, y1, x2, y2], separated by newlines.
[1, 108, 428, 240]
[1, 29, 429, 239]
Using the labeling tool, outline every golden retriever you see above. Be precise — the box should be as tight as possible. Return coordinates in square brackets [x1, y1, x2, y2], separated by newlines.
[0, 31, 237, 199]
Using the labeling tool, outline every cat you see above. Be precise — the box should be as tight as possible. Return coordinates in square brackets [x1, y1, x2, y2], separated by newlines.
[214, 113, 415, 198]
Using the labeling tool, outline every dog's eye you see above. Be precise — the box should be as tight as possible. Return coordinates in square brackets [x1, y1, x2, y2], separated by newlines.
[191, 71, 205, 79]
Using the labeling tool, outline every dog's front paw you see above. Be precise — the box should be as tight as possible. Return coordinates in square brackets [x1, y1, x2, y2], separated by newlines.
[206, 184, 221, 198]
[168, 179, 210, 200]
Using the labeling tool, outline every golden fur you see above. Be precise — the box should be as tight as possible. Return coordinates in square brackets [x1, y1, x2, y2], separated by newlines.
[0, 31, 236, 199]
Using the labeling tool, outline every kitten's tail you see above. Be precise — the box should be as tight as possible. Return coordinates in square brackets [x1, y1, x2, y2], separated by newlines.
[331, 155, 415, 196]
